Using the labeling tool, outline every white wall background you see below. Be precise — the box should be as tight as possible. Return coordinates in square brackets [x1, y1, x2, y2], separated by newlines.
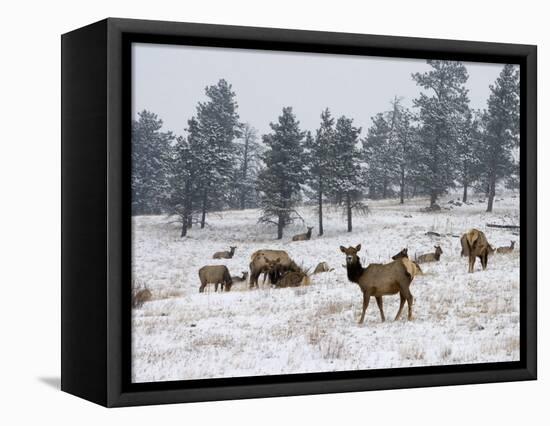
[0, 0, 545, 423]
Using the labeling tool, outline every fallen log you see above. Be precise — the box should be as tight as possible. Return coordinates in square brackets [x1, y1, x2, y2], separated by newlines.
[486, 223, 520, 229]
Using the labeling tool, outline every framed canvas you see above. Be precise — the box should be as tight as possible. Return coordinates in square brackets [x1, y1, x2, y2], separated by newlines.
[61, 18, 537, 407]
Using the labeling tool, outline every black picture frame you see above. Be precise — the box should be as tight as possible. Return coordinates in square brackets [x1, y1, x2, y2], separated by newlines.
[61, 17, 537, 407]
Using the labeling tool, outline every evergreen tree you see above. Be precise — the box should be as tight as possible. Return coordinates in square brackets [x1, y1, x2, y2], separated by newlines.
[412, 60, 470, 207]
[306, 108, 336, 236]
[363, 112, 392, 199]
[194, 79, 241, 227]
[331, 116, 365, 232]
[257, 107, 306, 239]
[480, 64, 520, 212]
[131, 110, 174, 215]
[235, 123, 262, 210]
[456, 108, 484, 202]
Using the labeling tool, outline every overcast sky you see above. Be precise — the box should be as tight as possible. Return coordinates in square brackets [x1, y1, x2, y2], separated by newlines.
[132, 42, 506, 138]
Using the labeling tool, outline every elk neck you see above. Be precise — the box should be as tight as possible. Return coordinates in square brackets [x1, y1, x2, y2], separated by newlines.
[346, 258, 364, 283]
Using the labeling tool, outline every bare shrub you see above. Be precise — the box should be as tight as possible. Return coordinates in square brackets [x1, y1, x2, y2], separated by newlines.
[319, 337, 346, 360]
[132, 288, 152, 308]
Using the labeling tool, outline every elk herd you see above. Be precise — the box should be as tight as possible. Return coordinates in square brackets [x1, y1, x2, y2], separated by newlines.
[197, 227, 516, 324]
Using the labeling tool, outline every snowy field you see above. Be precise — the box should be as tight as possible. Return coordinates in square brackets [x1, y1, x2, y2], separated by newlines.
[131, 193, 520, 383]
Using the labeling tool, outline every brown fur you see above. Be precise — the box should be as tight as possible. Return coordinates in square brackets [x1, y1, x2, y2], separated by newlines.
[313, 261, 333, 274]
[460, 229, 492, 273]
[340, 244, 414, 324]
[213, 246, 237, 259]
[132, 288, 152, 308]
[391, 248, 408, 260]
[496, 241, 515, 254]
[292, 226, 313, 241]
[417, 246, 443, 263]
[249, 249, 295, 288]
[198, 265, 233, 292]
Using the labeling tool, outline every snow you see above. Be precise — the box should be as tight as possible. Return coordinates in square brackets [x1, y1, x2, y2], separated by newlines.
[131, 193, 520, 383]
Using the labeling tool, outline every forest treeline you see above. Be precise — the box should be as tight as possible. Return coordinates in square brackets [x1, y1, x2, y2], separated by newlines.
[131, 60, 519, 238]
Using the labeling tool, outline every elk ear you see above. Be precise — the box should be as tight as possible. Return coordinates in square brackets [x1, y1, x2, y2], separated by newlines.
[356, 244, 361, 252]
[340, 246, 346, 253]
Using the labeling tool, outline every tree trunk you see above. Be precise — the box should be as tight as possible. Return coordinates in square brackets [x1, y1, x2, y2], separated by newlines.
[180, 220, 187, 237]
[462, 181, 468, 203]
[430, 191, 437, 207]
[277, 213, 284, 240]
[200, 188, 207, 229]
[318, 181, 324, 236]
[486, 175, 496, 212]
[346, 192, 352, 232]
[399, 167, 405, 204]
[240, 136, 249, 210]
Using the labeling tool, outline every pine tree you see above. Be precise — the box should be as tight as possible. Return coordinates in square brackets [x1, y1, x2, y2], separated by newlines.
[331, 116, 365, 232]
[235, 123, 262, 210]
[131, 110, 174, 215]
[480, 64, 520, 212]
[193, 79, 241, 227]
[306, 108, 336, 236]
[165, 117, 202, 237]
[456, 108, 484, 203]
[257, 107, 306, 239]
[412, 60, 470, 207]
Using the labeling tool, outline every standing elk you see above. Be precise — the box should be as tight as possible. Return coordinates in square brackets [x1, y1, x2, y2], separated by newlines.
[460, 229, 493, 273]
[198, 265, 233, 292]
[340, 244, 414, 324]
[292, 227, 313, 241]
[391, 248, 408, 260]
[497, 241, 516, 254]
[416, 245, 443, 263]
[212, 246, 237, 259]
[249, 249, 299, 288]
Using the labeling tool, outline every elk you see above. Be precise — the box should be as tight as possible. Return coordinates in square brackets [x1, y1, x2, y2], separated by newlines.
[292, 227, 313, 241]
[231, 271, 249, 282]
[416, 246, 443, 263]
[198, 265, 233, 292]
[249, 249, 298, 288]
[212, 246, 237, 259]
[391, 248, 408, 260]
[497, 241, 516, 254]
[391, 248, 422, 277]
[340, 244, 414, 324]
[460, 229, 492, 273]
[265, 257, 310, 287]
[313, 261, 334, 274]
[132, 288, 152, 308]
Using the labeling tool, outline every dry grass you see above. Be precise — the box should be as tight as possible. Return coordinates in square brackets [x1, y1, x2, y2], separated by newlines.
[399, 343, 426, 361]
[193, 333, 234, 348]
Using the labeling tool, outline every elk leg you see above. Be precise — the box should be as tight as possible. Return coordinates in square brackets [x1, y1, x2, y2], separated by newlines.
[468, 255, 475, 273]
[199, 283, 206, 293]
[215, 283, 219, 292]
[406, 290, 414, 321]
[481, 253, 488, 270]
[395, 293, 406, 321]
[375, 296, 385, 322]
[359, 292, 370, 324]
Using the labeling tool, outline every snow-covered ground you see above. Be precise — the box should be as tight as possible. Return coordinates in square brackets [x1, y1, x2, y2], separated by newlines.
[131, 193, 520, 383]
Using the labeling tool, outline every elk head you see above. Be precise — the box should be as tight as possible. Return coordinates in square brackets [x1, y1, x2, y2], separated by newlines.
[340, 244, 361, 265]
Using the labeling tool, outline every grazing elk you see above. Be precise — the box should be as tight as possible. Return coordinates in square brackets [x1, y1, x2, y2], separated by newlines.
[416, 245, 443, 263]
[231, 271, 249, 283]
[313, 261, 334, 274]
[198, 265, 233, 292]
[460, 229, 493, 273]
[249, 249, 297, 288]
[212, 246, 237, 259]
[292, 227, 314, 241]
[340, 244, 414, 324]
[497, 241, 515, 254]
[265, 257, 310, 287]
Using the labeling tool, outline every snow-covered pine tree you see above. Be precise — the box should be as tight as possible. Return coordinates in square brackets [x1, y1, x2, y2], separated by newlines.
[479, 64, 520, 212]
[193, 79, 241, 227]
[257, 107, 307, 239]
[165, 117, 202, 237]
[331, 115, 364, 232]
[131, 110, 174, 215]
[456, 108, 484, 203]
[412, 60, 470, 207]
[306, 108, 336, 236]
[235, 123, 263, 210]
[362, 112, 392, 199]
